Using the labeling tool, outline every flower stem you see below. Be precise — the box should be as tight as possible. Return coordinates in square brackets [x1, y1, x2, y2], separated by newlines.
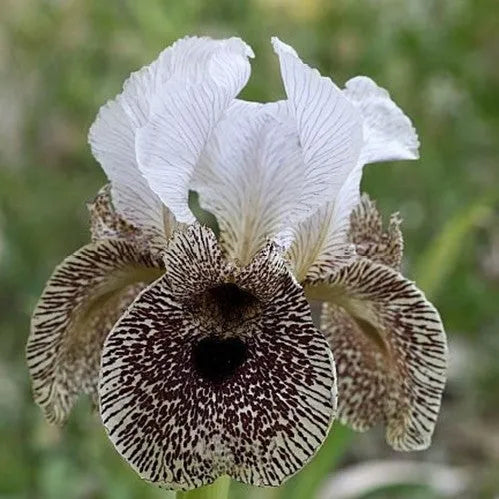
[177, 475, 231, 499]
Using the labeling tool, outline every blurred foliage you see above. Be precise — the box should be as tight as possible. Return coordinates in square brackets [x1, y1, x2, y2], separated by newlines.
[0, 0, 498, 497]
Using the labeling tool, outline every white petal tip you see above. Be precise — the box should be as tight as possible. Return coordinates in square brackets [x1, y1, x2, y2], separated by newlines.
[226, 36, 255, 58]
[344, 75, 421, 165]
[271, 37, 298, 57]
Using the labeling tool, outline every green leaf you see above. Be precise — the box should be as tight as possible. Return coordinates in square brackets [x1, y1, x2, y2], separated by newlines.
[414, 200, 493, 299]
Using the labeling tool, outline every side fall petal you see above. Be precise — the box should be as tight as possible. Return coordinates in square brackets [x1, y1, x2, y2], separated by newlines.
[88, 184, 177, 256]
[307, 258, 447, 451]
[348, 193, 403, 270]
[26, 240, 163, 424]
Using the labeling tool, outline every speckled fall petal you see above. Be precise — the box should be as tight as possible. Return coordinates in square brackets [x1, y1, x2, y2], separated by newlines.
[348, 194, 403, 270]
[307, 258, 447, 451]
[88, 185, 143, 242]
[99, 225, 336, 490]
[26, 240, 163, 424]
[87, 184, 176, 255]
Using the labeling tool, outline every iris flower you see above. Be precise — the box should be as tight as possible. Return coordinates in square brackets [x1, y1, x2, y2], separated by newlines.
[26, 36, 447, 490]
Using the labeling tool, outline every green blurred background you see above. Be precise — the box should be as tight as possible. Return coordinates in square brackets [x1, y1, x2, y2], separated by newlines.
[0, 0, 498, 497]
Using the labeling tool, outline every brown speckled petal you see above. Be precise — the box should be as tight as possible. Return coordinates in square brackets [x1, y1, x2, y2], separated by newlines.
[27, 240, 162, 424]
[349, 194, 403, 270]
[308, 258, 447, 451]
[99, 225, 336, 489]
[88, 184, 142, 242]
[88, 184, 175, 255]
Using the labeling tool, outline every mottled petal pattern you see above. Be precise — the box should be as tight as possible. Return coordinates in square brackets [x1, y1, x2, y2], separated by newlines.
[349, 194, 403, 270]
[99, 225, 336, 489]
[27, 240, 162, 424]
[308, 258, 447, 450]
[88, 184, 176, 255]
[322, 304, 386, 431]
[88, 184, 142, 241]
[162, 224, 234, 299]
[343, 76, 419, 165]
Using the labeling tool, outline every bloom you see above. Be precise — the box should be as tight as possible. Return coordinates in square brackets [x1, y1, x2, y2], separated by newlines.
[26, 36, 447, 489]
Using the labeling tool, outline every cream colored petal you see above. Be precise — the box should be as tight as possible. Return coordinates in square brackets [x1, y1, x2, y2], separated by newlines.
[192, 104, 306, 265]
[308, 258, 447, 450]
[286, 164, 362, 282]
[26, 240, 163, 424]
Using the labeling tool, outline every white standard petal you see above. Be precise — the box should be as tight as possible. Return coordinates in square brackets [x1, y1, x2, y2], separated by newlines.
[192, 103, 308, 264]
[89, 87, 165, 239]
[135, 38, 254, 224]
[89, 36, 253, 231]
[287, 163, 362, 281]
[343, 76, 419, 165]
[272, 37, 363, 203]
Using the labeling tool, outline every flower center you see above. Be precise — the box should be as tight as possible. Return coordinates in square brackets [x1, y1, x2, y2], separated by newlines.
[193, 337, 248, 384]
[207, 282, 259, 319]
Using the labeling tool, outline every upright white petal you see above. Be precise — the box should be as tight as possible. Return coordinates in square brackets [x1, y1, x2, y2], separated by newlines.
[89, 36, 253, 232]
[287, 164, 362, 281]
[344, 76, 419, 165]
[272, 37, 363, 203]
[135, 38, 254, 224]
[192, 104, 306, 264]
[89, 87, 165, 238]
[280, 58, 419, 282]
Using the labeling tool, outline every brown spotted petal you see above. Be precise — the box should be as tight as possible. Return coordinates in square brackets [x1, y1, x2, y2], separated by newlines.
[99, 225, 336, 490]
[27, 240, 163, 424]
[307, 258, 447, 451]
[349, 194, 403, 270]
[88, 185, 141, 242]
[88, 184, 176, 255]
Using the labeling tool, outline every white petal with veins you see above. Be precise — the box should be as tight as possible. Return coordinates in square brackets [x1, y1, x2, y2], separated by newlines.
[272, 37, 363, 203]
[89, 36, 253, 231]
[136, 38, 254, 224]
[282, 70, 418, 282]
[192, 104, 306, 264]
[344, 76, 419, 165]
[287, 163, 362, 281]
